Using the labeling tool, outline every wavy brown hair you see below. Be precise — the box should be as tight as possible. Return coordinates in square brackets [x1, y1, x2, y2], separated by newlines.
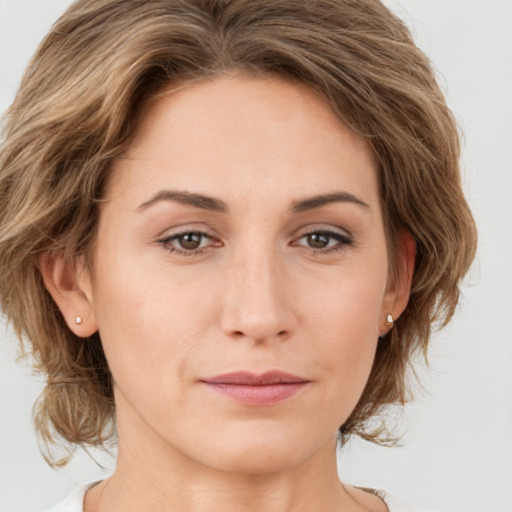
[0, 0, 476, 466]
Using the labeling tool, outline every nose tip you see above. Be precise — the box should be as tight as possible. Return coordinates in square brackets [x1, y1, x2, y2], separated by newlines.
[220, 257, 296, 345]
[229, 324, 291, 345]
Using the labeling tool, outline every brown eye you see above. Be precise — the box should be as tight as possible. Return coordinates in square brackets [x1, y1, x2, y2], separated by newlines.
[307, 233, 330, 249]
[293, 229, 352, 253]
[177, 232, 203, 250]
[159, 230, 216, 255]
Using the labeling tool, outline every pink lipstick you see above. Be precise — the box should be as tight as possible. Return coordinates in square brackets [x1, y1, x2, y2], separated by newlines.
[201, 371, 310, 406]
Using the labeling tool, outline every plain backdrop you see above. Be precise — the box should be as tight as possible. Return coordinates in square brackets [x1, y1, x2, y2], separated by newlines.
[1, 1, 511, 511]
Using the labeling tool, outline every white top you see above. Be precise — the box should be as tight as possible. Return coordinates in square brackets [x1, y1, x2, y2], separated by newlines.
[48, 482, 436, 512]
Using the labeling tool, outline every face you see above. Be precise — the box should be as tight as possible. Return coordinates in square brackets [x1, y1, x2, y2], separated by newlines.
[77, 75, 404, 474]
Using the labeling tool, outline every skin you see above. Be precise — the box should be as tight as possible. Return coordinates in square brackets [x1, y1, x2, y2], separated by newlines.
[42, 74, 413, 512]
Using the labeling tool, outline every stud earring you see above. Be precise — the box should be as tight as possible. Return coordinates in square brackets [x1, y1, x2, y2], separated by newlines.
[75, 316, 83, 325]
[386, 314, 394, 328]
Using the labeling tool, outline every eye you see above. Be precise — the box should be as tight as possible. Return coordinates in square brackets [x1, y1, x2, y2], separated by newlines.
[175, 232, 205, 250]
[158, 230, 220, 255]
[293, 229, 352, 253]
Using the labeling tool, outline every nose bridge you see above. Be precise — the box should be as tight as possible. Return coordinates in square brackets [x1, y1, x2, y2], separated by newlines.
[222, 234, 295, 343]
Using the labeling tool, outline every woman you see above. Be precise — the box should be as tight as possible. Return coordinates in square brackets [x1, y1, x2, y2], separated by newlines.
[0, 1, 477, 511]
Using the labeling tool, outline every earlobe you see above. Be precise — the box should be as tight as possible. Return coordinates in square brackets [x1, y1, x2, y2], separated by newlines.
[38, 253, 98, 337]
[379, 230, 416, 335]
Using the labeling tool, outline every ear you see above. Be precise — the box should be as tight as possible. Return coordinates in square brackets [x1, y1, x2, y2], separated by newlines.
[39, 253, 98, 338]
[379, 230, 416, 336]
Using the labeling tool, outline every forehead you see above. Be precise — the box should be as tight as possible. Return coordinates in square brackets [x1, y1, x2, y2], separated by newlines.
[107, 74, 379, 209]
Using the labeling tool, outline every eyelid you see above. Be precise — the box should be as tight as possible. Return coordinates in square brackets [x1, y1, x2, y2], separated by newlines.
[155, 221, 219, 239]
[159, 227, 215, 240]
[298, 225, 351, 237]
[293, 224, 352, 241]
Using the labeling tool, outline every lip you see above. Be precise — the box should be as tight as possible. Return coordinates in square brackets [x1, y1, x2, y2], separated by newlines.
[201, 371, 310, 406]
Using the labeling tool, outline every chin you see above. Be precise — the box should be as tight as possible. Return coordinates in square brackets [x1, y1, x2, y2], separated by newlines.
[207, 447, 305, 476]
[196, 423, 334, 476]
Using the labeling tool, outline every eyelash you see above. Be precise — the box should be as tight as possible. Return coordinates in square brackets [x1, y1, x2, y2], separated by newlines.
[158, 230, 219, 257]
[293, 229, 353, 254]
[157, 229, 352, 257]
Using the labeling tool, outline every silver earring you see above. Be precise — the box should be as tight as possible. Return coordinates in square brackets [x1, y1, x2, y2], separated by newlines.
[386, 314, 394, 328]
[75, 316, 83, 325]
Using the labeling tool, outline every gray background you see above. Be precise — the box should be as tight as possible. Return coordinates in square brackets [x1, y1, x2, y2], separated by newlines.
[1, 0, 511, 511]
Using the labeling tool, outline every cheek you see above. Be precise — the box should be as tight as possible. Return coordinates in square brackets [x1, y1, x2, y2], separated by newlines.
[89, 243, 219, 396]
[301, 259, 387, 336]
[299, 262, 387, 397]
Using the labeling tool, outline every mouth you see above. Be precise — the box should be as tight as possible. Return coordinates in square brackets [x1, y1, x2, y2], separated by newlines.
[200, 371, 311, 406]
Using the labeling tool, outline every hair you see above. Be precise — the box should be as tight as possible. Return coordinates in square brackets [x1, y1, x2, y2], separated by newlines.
[0, 0, 477, 466]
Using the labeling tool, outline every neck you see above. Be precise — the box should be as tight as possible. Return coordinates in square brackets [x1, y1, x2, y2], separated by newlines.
[85, 396, 384, 512]
[93, 442, 349, 512]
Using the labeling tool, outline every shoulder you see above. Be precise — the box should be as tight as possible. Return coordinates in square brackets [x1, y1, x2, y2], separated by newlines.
[47, 482, 100, 512]
[376, 489, 438, 512]
[350, 485, 437, 512]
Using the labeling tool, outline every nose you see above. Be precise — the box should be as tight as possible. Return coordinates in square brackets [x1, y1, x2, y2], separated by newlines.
[220, 243, 297, 345]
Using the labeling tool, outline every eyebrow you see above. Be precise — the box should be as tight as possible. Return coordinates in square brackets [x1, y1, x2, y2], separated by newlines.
[291, 192, 370, 212]
[138, 190, 228, 213]
[137, 189, 370, 214]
